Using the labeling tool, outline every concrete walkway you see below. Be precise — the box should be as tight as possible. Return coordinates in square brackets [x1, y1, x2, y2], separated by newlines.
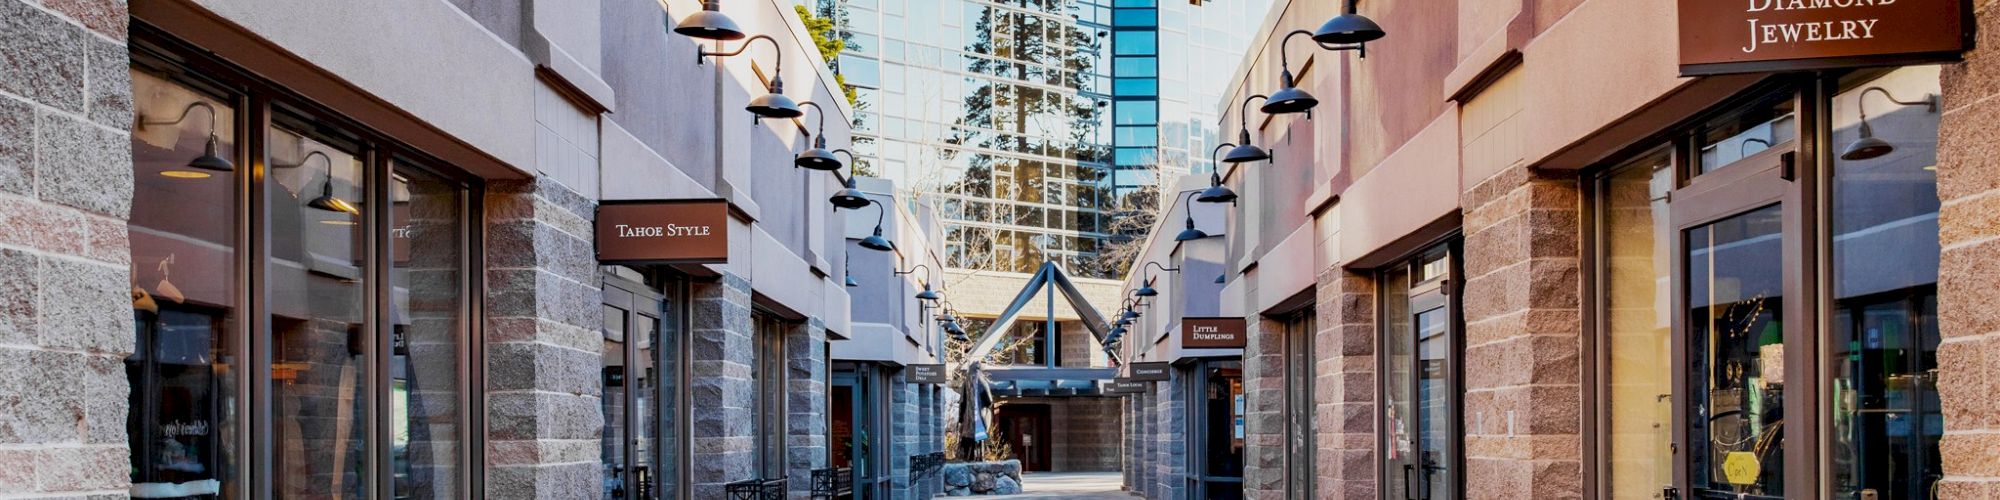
[969, 472, 1138, 499]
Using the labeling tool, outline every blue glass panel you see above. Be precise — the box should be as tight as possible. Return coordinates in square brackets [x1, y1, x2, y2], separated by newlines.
[1113, 31, 1157, 55]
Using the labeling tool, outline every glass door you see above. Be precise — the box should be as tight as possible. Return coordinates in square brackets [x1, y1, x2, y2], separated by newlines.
[1283, 310, 1315, 499]
[832, 363, 887, 499]
[1669, 87, 1812, 500]
[602, 272, 667, 499]
[1381, 244, 1461, 500]
[1188, 358, 1245, 500]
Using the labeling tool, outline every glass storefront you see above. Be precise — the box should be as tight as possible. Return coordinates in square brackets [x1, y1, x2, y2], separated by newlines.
[1380, 244, 1461, 500]
[129, 31, 478, 499]
[1281, 310, 1315, 499]
[600, 270, 687, 500]
[1591, 67, 1943, 500]
[1188, 358, 1244, 500]
[832, 362, 893, 499]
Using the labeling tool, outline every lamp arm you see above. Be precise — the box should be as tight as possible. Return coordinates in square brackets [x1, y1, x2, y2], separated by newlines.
[800, 101, 828, 138]
[143, 101, 222, 134]
[1857, 86, 1940, 118]
[1144, 261, 1182, 275]
[870, 198, 889, 229]
[1239, 94, 1270, 129]
[1279, 30, 1317, 70]
[1210, 143, 1236, 166]
[699, 34, 782, 73]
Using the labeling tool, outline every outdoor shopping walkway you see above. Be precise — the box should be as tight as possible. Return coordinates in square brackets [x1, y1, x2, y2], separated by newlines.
[967, 472, 1138, 499]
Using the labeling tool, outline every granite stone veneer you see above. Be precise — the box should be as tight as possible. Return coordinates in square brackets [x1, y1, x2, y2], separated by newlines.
[689, 273, 755, 499]
[1314, 268, 1376, 500]
[1936, 2, 2000, 496]
[1457, 166, 1584, 500]
[0, 0, 135, 496]
[1151, 370, 1187, 499]
[484, 177, 604, 499]
[786, 319, 829, 500]
[1241, 316, 1286, 499]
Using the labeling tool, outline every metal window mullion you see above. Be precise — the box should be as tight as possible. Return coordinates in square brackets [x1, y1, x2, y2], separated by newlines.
[369, 145, 392, 500]
[245, 91, 274, 500]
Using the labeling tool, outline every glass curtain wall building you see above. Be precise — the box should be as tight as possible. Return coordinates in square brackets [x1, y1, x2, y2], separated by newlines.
[823, 0, 1270, 278]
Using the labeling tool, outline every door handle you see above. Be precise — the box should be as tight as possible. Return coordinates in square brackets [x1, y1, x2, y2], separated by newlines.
[1402, 464, 1416, 500]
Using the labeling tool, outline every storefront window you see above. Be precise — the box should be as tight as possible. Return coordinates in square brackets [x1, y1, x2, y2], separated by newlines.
[1697, 92, 1796, 175]
[391, 164, 469, 498]
[1382, 246, 1459, 500]
[1828, 66, 1943, 500]
[754, 312, 791, 480]
[1598, 152, 1675, 500]
[1686, 204, 1787, 496]
[128, 68, 241, 499]
[1282, 311, 1314, 499]
[603, 271, 681, 500]
[1190, 358, 1243, 500]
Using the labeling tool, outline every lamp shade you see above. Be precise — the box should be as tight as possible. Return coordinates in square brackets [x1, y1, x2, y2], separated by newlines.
[1175, 226, 1210, 242]
[747, 91, 804, 118]
[860, 227, 894, 251]
[845, 275, 859, 287]
[796, 146, 842, 171]
[1120, 309, 1140, 321]
[674, 2, 746, 41]
[915, 285, 941, 302]
[1222, 142, 1271, 164]
[188, 135, 235, 172]
[831, 179, 871, 209]
[1841, 136, 1894, 161]
[1135, 284, 1158, 297]
[1262, 70, 1319, 114]
[1313, 12, 1386, 45]
[1197, 183, 1238, 204]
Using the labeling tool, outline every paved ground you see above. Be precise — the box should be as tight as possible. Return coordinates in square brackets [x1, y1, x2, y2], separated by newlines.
[970, 472, 1139, 499]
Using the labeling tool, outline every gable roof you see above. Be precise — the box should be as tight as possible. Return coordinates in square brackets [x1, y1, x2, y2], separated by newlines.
[955, 261, 1118, 371]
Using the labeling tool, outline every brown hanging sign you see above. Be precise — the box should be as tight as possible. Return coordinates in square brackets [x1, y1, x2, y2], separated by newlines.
[1182, 317, 1247, 349]
[595, 199, 730, 264]
[1678, 0, 1972, 76]
[909, 364, 948, 384]
[1129, 362, 1171, 382]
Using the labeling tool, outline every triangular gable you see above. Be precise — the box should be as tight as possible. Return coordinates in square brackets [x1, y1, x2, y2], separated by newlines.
[955, 261, 1117, 371]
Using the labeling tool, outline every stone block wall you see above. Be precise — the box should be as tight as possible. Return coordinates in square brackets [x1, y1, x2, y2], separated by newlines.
[688, 273, 755, 498]
[1457, 166, 1584, 500]
[786, 319, 828, 500]
[1049, 397, 1123, 472]
[891, 371, 916, 498]
[1151, 370, 1187, 499]
[1936, 2, 2000, 496]
[0, 1, 135, 497]
[1241, 316, 1285, 499]
[484, 177, 604, 499]
[1313, 268, 1377, 500]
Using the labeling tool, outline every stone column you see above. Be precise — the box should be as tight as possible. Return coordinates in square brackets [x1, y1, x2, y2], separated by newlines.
[484, 178, 602, 499]
[0, 0, 134, 495]
[1314, 268, 1376, 500]
[890, 371, 915, 498]
[689, 274, 754, 498]
[1937, 6, 2000, 495]
[1134, 390, 1154, 497]
[785, 319, 828, 499]
[1457, 166, 1584, 499]
[1155, 371, 1187, 499]
[1241, 316, 1286, 499]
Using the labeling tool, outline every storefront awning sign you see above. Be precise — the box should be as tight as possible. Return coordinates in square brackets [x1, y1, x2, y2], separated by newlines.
[909, 364, 947, 384]
[1182, 317, 1248, 349]
[1129, 362, 1171, 382]
[1678, 0, 1971, 75]
[595, 199, 729, 264]
[1104, 378, 1149, 395]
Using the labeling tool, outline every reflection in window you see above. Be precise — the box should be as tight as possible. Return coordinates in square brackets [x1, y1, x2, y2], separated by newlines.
[128, 67, 241, 500]
[1686, 205, 1785, 497]
[1599, 152, 1675, 500]
[391, 166, 466, 499]
[268, 119, 369, 499]
[1697, 92, 1795, 174]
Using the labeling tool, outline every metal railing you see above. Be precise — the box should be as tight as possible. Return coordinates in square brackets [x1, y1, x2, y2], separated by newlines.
[724, 477, 787, 500]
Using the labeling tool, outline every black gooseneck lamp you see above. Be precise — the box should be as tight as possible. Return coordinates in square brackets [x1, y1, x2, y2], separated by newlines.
[1312, 0, 1388, 52]
[794, 101, 843, 171]
[696, 34, 804, 121]
[829, 149, 873, 210]
[857, 198, 895, 252]
[1197, 143, 1240, 204]
[300, 151, 360, 215]
[1134, 261, 1181, 298]
[1841, 86, 1939, 161]
[1172, 190, 1211, 242]
[896, 263, 942, 303]
[1262, 31, 1325, 116]
[142, 101, 234, 178]
[1223, 95, 1273, 164]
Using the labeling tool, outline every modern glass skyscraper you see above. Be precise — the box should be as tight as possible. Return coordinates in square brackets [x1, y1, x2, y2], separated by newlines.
[822, 0, 1271, 278]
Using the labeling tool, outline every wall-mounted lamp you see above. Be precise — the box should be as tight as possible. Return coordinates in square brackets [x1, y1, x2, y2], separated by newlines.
[794, 101, 844, 171]
[828, 150, 874, 210]
[141, 101, 234, 178]
[672, 0, 747, 40]
[1262, 31, 1325, 115]
[1312, 0, 1387, 54]
[1197, 143, 1240, 204]
[844, 255, 860, 288]
[1134, 261, 1181, 297]
[896, 264, 941, 302]
[857, 198, 895, 251]
[1223, 95, 1273, 164]
[1842, 86, 1938, 161]
[696, 35, 803, 120]
[298, 151, 360, 217]
[1172, 190, 1211, 242]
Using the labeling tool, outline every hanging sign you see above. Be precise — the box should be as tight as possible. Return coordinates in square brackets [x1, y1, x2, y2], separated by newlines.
[909, 364, 948, 384]
[595, 199, 730, 264]
[1129, 362, 1171, 382]
[1678, 0, 1972, 75]
[1182, 317, 1248, 349]
[1104, 378, 1149, 394]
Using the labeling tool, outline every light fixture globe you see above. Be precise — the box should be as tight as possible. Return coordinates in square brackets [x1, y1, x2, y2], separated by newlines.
[674, 1, 746, 41]
[1261, 70, 1319, 114]
[796, 145, 842, 171]
[1314, 12, 1386, 45]
[188, 135, 235, 172]
[859, 226, 895, 252]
